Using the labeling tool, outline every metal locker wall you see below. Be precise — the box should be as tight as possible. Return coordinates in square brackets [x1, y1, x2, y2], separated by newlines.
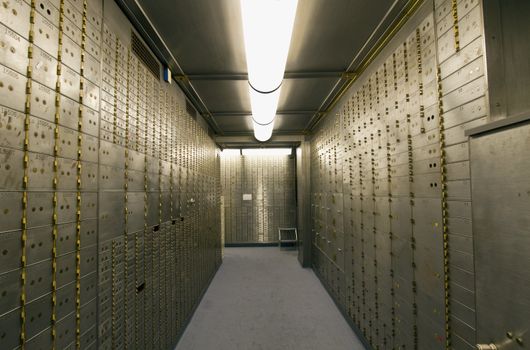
[309, 0, 489, 349]
[220, 154, 297, 244]
[0, 0, 222, 349]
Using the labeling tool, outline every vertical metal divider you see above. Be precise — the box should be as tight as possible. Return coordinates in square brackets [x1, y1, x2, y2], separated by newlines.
[369, 77, 380, 346]
[169, 92, 175, 345]
[155, 82, 161, 349]
[152, 76, 157, 349]
[122, 47, 130, 350]
[355, 92, 362, 334]
[433, 2, 452, 347]
[20, 1, 37, 348]
[411, 29, 422, 350]
[95, 2, 103, 349]
[385, 77, 396, 349]
[358, 137, 367, 338]
[344, 100, 353, 322]
[133, 51, 139, 350]
[175, 110, 180, 336]
[162, 88, 168, 350]
[165, 89, 169, 348]
[176, 108, 182, 334]
[51, 1, 65, 348]
[110, 35, 119, 350]
[76, 2, 89, 346]
[451, 0, 460, 52]
[110, 238, 116, 348]
[168, 91, 173, 346]
[95, 2, 104, 349]
[154, 85, 159, 349]
[142, 52, 149, 350]
[163, 92, 167, 340]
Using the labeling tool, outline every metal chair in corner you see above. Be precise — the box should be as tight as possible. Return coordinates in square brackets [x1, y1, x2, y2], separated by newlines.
[278, 227, 297, 250]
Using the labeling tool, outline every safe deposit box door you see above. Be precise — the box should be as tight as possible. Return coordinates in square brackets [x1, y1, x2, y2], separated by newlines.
[471, 121, 530, 349]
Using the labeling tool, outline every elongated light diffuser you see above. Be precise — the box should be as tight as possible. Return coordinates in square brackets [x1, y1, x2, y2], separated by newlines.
[252, 119, 274, 142]
[249, 85, 281, 125]
[240, 0, 298, 141]
[240, 0, 298, 93]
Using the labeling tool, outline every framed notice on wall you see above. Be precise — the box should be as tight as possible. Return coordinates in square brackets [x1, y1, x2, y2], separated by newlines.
[243, 194, 252, 201]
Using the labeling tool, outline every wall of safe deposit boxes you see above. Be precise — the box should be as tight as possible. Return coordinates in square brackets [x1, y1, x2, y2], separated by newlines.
[311, 1, 487, 349]
[0, 0, 222, 349]
[221, 154, 296, 244]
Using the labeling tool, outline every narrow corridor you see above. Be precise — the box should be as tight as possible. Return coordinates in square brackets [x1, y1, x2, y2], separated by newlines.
[176, 248, 365, 350]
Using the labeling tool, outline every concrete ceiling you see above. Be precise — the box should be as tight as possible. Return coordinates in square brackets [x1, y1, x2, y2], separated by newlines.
[118, 0, 411, 139]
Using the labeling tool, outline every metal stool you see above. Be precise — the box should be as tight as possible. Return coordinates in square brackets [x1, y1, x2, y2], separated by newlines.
[278, 227, 297, 250]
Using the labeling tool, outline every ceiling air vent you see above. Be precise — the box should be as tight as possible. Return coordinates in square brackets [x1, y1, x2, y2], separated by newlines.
[131, 31, 160, 79]
[186, 100, 197, 120]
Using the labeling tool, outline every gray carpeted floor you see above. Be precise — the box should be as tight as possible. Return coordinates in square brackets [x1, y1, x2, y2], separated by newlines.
[175, 247, 366, 350]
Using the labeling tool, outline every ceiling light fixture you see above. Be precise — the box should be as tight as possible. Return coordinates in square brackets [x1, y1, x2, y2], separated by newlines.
[252, 119, 274, 142]
[240, 0, 298, 142]
[249, 86, 282, 126]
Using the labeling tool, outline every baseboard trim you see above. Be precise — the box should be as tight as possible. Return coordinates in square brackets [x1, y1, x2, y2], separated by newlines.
[313, 267, 373, 350]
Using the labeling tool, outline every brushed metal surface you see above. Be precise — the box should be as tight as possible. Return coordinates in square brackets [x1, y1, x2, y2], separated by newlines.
[0, 106, 25, 151]
[0, 0, 30, 40]
[0, 22, 30, 75]
[56, 312, 76, 349]
[99, 191, 125, 241]
[80, 299, 97, 335]
[56, 282, 76, 321]
[26, 261, 53, 302]
[33, 12, 59, 59]
[472, 122, 530, 349]
[100, 164, 125, 190]
[0, 64, 27, 113]
[26, 325, 53, 349]
[126, 192, 145, 232]
[84, 52, 101, 85]
[0, 268, 21, 314]
[25, 293, 53, 339]
[83, 79, 100, 111]
[80, 245, 98, 276]
[56, 95, 79, 131]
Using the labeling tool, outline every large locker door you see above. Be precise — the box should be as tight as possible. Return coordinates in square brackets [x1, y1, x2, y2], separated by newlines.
[471, 121, 530, 349]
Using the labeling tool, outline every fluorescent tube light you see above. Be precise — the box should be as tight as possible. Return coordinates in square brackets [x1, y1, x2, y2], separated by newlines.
[242, 148, 292, 156]
[249, 85, 281, 125]
[240, 0, 298, 142]
[240, 0, 299, 93]
[253, 119, 274, 142]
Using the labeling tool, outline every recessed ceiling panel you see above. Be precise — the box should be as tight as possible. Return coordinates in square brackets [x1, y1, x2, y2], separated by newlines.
[288, 0, 404, 72]
[138, 0, 247, 74]
[191, 80, 250, 113]
[278, 77, 340, 111]
[274, 114, 312, 132]
[214, 115, 253, 133]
